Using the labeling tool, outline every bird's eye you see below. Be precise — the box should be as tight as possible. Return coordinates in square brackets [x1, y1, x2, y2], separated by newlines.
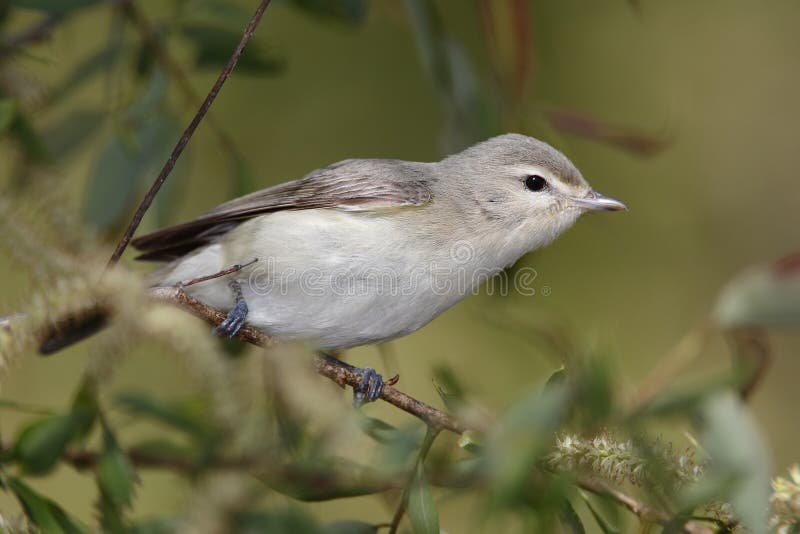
[525, 175, 547, 192]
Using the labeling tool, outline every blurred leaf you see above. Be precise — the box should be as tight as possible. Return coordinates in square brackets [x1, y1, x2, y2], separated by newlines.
[83, 112, 178, 231]
[115, 392, 210, 437]
[715, 254, 800, 328]
[8, 111, 48, 163]
[47, 45, 123, 105]
[128, 438, 196, 461]
[629, 376, 732, 420]
[0, 98, 17, 133]
[408, 463, 439, 534]
[457, 431, 483, 454]
[231, 154, 257, 197]
[13, 416, 82, 474]
[9, 0, 100, 14]
[545, 109, 669, 157]
[356, 413, 400, 444]
[6, 476, 88, 533]
[233, 508, 319, 533]
[580, 493, 620, 534]
[97, 423, 137, 511]
[288, 0, 367, 24]
[322, 520, 377, 534]
[405, 0, 495, 151]
[127, 518, 176, 534]
[488, 382, 570, 502]
[544, 366, 567, 392]
[432, 365, 465, 411]
[13, 380, 97, 475]
[690, 392, 770, 534]
[559, 499, 586, 534]
[43, 109, 104, 159]
[0, 398, 55, 416]
[181, 24, 284, 74]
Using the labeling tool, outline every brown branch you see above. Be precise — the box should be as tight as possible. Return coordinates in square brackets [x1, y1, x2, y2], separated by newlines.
[147, 286, 469, 435]
[106, 0, 273, 269]
[577, 477, 717, 534]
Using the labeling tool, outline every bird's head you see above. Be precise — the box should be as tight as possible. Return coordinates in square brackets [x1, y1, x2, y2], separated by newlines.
[440, 133, 626, 253]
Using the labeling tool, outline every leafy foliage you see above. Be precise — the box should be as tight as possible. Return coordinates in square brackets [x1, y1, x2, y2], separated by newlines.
[0, 0, 798, 533]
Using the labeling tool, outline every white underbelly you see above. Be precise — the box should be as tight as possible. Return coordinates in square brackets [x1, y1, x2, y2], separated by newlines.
[157, 209, 497, 350]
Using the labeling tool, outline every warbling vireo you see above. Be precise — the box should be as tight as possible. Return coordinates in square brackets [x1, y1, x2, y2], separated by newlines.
[132, 133, 626, 404]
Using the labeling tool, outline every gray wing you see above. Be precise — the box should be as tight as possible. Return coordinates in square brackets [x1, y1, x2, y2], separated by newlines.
[131, 158, 433, 261]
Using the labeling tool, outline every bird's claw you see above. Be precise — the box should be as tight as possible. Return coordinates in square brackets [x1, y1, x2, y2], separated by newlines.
[212, 299, 248, 338]
[353, 367, 384, 408]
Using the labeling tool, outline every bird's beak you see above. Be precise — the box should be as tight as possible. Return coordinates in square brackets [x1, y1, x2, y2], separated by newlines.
[571, 190, 627, 212]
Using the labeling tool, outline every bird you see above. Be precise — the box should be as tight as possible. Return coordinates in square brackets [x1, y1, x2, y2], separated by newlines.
[126, 133, 626, 405]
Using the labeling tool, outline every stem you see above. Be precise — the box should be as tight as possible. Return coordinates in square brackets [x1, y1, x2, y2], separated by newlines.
[389, 426, 441, 534]
[106, 0, 273, 269]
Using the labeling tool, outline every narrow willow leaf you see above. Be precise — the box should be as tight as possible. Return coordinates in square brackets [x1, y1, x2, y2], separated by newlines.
[10, 0, 100, 14]
[715, 255, 800, 328]
[181, 25, 284, 74]
[559, 499, 586, 534]
[97, 423, 137, 508]
[408, 463, 439, 534]
[693, 393, 771, 534]
[6, 477, 88, 533]
[0, 98, 17, 133]
[13, 416, 81, 475]
[288, 0, 367, 24]
[43, 109, 105, 159]
[115, 392, 210, 437]
[580, 493, 621, 534]
[322, 520, 377, 534]
[47, 45, 123, 105]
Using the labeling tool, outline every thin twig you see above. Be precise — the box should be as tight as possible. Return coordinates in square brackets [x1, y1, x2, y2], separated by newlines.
[177, 258, 259, 288]
[106, 0, 273, 269]
[147, 286, 469, 435]
[389, 426, 441, 534]
[577, 477, 716, 534]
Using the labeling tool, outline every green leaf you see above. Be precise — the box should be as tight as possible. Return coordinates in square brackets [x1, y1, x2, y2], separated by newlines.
[115, 392, 210, 437]
[543, 366, 567, 392]
[487, 382, 570, 502]
[0, 98, 17, 133]
[356, 414, 400, 444]
[580, 493, 621, 534]
[690, 392, 771, 534]
[6, 476, 88, 533]
[13, 416, 80, 475]
[43, 109, 105, 158]
[12, 379, 97, 474]
[181, 24, 284, 74]
[715, 257, 800, 328]
[82, 115, 175, 231]
[0, 397, 55, 416]
[407, 463, 438, 534]
[233, 508, 319, 533]
[97, 424, 137, 508]
[9, 0, 100, 14]
[47, 45, 124, 105]
[231, 154, 257, 197]
[559, 499, 586, 534]
[432, 365, 465, 411]
[323, 521, 377, 534]
[96, 422, 137, 531]
[288, 0, 367, 24]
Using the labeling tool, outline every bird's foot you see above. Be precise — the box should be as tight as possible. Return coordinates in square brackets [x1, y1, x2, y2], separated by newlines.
[213, 299, 248, 338]
[353, 367, 385, 408]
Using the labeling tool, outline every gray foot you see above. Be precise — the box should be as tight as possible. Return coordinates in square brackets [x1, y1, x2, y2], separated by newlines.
[212, 280, 248, 338]
[353, 367, 384, 408]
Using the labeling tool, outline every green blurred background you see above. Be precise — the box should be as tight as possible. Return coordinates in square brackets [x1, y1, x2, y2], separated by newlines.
[1, 0, 799, 529]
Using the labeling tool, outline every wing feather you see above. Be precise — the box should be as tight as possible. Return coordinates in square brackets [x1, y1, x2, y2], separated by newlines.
[132, 159, 433, 261]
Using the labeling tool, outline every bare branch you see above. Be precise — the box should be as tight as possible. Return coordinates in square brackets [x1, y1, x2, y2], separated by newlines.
[148, 286, 469, 435]
[106, 0, 273, 268]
